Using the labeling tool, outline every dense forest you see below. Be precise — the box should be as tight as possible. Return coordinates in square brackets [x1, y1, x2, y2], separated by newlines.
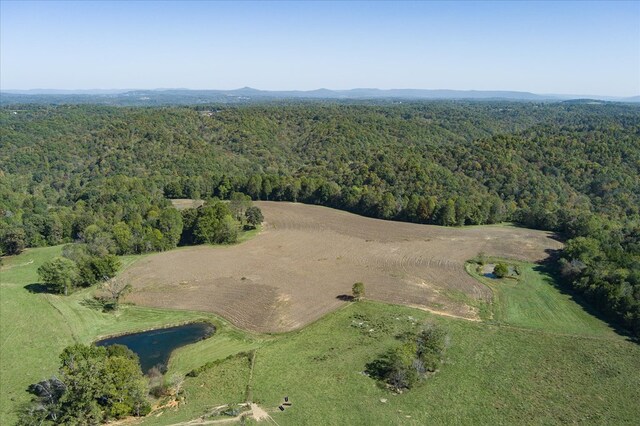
[1, 101, 639, 335]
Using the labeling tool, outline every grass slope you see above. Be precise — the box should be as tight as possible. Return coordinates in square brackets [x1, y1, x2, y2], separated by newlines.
[465, 260, 615, 336]
[249, 302, 638, 425]
[0, 247, 258, 424]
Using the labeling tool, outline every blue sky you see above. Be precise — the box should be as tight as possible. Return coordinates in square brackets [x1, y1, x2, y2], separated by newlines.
[1, 1, 639, 96]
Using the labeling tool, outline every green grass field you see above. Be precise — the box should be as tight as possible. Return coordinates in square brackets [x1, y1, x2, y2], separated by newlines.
[0, 246, 258, 424]
[465, 259, 617, 336]
[2, 248, 639, 425]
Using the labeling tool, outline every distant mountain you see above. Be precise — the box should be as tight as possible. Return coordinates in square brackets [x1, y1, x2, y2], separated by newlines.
[1, 87, 638, 105]
[2, 88, 132, 95]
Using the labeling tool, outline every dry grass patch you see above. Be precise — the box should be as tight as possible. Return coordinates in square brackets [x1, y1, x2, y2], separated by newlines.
[124, 202, 562, 332]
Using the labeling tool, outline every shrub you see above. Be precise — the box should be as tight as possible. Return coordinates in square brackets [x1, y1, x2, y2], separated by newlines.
[352, 282, 365, 301]
[493, 263, 509, 278]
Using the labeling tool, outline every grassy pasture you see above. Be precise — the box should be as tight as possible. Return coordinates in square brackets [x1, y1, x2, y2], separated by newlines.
[136, 299, 639, 425]
[249, 302, 639, 425]
[2, 245, 639, 425]
[466, 259, 616, 336]
[0, 246, 258, 424]
[138, 258, 638, 425]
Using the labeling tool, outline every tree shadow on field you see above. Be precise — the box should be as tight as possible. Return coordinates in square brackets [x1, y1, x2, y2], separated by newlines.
[537, 249, 637, 344]
[24, 282, 54, 294]
[336, 294, 354, 302]
[547, 232, 566, 244]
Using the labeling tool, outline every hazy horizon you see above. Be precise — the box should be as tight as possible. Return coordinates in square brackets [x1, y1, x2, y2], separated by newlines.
[2, 1, 639, 97]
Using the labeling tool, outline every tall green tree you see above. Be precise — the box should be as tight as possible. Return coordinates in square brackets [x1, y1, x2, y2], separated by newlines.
[38, 257, 78, 295]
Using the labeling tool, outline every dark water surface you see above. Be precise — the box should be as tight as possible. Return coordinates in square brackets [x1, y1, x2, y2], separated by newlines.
[95, 322, 214, 373]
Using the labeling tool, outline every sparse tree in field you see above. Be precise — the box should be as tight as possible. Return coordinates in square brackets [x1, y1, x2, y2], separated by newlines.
[352, 282, 365, 301]
[493, 263, 509, 278]
[365, 323, 448, 392]
[38, 257, 78, 295]
[245, 206, 264, 228]
[98, 277, 132, 311]
[415, 323, 449, 371]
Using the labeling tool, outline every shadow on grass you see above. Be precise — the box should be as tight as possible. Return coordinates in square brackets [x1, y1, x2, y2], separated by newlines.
[24, 282, 54, 294]
[336, 294, 354, 302]
[536, 250, 636, 343]
[80, 297, 106, 311]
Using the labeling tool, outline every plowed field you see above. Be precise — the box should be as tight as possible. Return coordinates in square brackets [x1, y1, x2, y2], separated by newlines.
[124, 202, 562, 332]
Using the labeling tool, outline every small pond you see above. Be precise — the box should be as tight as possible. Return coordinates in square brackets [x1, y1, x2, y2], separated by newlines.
[95, 322, 215, 373]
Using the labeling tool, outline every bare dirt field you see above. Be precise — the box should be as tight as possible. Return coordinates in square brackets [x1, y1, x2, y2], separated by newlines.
[123, 202, 562, 332]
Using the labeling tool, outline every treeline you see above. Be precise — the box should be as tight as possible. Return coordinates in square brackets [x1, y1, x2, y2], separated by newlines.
[1, 102, 639, 334]
[559, 218, 640, 335]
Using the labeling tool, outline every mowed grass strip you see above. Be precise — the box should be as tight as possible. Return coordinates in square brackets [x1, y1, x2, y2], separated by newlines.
[466, 260, 616, 336]
[0, 247, 257, 425]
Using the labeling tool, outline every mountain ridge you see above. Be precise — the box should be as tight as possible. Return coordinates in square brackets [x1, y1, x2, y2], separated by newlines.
[1, 87, 638, 104]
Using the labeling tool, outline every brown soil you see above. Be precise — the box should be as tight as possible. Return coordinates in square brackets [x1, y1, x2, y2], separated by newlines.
[123, 202, 562, 332]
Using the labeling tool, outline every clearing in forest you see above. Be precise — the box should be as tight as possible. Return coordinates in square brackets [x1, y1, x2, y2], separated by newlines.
[123, 202, 562, 332]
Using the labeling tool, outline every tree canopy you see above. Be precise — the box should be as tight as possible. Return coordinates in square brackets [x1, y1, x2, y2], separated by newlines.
[2, 101, 639, 334]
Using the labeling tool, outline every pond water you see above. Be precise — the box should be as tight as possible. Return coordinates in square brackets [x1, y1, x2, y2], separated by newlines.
[95, 322, 215, 373]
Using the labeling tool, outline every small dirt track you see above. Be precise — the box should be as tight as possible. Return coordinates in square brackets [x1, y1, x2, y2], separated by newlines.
[124, 202, 562, 332]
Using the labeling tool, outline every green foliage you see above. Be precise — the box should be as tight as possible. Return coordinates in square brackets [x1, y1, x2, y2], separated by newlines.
[0, 245, 220, 424]
[1, 102, 639, 335]
[37, 257, 78, 295]
[352, 282, 365, 301]
[493, 263, 509, 278]
[187, 201, 239, 244]
[244, 206, 263, 228]
[16, 344, 148, 424]
[19, 344, 150, 424]
[365, 323, 448, 391]
[76, 255, 121, 287]
[1, 228, 26, 255]
[250, 302, 639, 425]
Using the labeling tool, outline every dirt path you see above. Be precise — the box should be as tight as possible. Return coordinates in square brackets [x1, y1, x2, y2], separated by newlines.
[165, 403, 275, 426]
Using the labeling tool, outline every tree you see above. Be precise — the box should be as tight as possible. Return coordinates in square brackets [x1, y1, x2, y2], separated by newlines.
[415, 324, 448, 371]
[352, 282, 365, 301]
[97, 277, 132, 311]
[493, 263, 509, 278]
[245, 206, 264, 228]
[157, 208, 183, 250]
[18, 344, 150, 423]
[229, 192, 252, 221]
[1, 228, 26, 255]
[19, 377, 67, 424]
[112, 222, 133, 254]
[76, 254, 121, 287]
[55, 344, 149, 422]
[194, 202, 238, 244]
[439, 199, 457, 226]
[38, 257, 78, 295]
[365, 323, 448, 392]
